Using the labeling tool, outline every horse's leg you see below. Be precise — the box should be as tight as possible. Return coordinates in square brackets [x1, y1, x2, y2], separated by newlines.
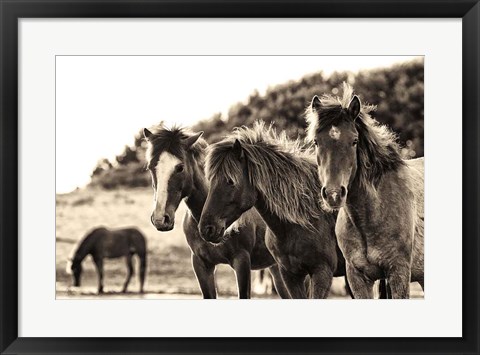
[279, 268, 308, 299]
[418, 280, 424, 291]
[346, 262, 374, 299]
[139, 253, 147, 294]
[122, 254, 134, 293]
[344, 276, 354, 299]
[387, 262, 411, 299]
[232, 251, 251, 299]
[267, 264, 291, 299]
[310, 265, 334, 299]
[191, 253, 217, 299]
[93, 256, 104, 294]
[304, 275, 312, 298]
[378, 279, 389, 299]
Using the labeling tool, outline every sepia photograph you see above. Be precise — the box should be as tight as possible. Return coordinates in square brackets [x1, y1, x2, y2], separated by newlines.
[55, 55, 424, 300]
[2, 3, 474, 351]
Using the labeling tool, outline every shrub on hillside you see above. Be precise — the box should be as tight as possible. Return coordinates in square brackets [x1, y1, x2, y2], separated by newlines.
[91, 59, 424, 189]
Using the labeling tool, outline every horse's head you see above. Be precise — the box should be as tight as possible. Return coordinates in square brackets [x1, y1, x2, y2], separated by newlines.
[308, 93, 361, 210]
[67, 259, 82, 287]
[199, 139, 257, 243]
[144, 126, 205, 231]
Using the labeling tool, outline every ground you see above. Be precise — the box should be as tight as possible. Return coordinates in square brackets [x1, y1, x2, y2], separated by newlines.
[56, 187, 423, 299]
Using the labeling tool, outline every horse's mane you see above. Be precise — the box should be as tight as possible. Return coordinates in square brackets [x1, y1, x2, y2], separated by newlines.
[305, 83, 404, 191]
[145, 124, 208, 168]
[206, 121, 325, 230]
[65, 228, 99, 273]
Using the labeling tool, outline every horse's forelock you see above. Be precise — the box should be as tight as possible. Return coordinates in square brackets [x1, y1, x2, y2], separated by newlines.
[305, 83, 376, 142]
[146, 125, 207, 169]
[205, 142, 243, 185]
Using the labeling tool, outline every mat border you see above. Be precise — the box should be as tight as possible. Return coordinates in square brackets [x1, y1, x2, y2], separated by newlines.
[1, 1, 479, 354]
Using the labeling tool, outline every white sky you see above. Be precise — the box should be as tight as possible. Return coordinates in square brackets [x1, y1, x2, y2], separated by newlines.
[56, 55, 419, 193]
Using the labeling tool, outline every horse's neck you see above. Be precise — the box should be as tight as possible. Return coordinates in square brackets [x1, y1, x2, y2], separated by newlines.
[184, 164, 208, 223]
[254, 193, 290, 239]
[73, 238, 92, 262]
[344, 182, 377, 225]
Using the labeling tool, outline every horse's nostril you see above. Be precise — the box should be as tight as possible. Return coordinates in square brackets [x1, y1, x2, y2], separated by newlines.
[164, 215, 171, 225]
[150, 214, 155, 225]
[204, 225, 216, 238]
[321, 187, 327, 200]
[340, 186, 347, 197]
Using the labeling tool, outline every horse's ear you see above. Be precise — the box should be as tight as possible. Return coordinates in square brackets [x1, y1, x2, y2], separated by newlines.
[232, 139, 244, 160]
[348, 95, 361, 120]
[143, 128, 153, 140]
[311, 95, 322, 113]
[184, 131, 204, 149]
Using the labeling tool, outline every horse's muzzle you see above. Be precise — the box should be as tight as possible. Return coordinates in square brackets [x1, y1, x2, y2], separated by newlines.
[321, 186, 347, 210]
[156, 224, 174, 232]
[151, 213, 174, 231]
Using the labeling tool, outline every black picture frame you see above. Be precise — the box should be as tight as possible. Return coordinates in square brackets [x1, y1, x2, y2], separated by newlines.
[1, 1, 478, 354]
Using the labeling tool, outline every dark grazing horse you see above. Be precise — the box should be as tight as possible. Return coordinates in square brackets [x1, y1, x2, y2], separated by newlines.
[306, 83, 424, 298]
[198, 122, 350, 299]
[66, 227, 147, 294]
[143, 125, 289, 299]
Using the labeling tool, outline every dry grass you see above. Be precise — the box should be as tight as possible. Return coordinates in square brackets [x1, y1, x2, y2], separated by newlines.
[56, 187, 423, 299]
[56, 187, 271, 299]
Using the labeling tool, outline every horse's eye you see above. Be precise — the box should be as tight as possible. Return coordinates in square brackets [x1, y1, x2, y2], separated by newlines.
[352, 139, 359, 146]
[175, 164, 184, 173]
[313, 139, 318, 146]
[227, 178, 235, 186]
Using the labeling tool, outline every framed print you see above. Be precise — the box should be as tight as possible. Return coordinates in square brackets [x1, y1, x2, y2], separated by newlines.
[1, 0, 479, 354]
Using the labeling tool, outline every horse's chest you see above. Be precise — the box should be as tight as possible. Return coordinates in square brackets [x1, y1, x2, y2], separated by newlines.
[189, 240, 227, 264]
[336, 216, 387, 278]
[266, 233, 312, 274]
[268, 246, 305, 274]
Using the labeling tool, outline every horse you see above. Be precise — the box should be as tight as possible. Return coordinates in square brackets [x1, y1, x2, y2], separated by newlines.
[198, 122, 353, 299]
[66, 227, 147, 294]
[143, 125, 289, 299]
[305, 83, 424, 299]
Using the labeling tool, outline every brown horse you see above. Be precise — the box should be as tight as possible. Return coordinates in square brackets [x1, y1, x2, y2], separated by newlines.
[198, 122, 352, 299]
[66, 227, 147, 294]
[306, 83, 424, 298]
[143, 125, 289, 299]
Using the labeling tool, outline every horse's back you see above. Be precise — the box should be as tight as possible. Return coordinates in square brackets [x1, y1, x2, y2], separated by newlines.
[85, 226, 109, 245]
[124, 227, 147, 252]
[406, 157, 424, 207]
[91, 227, 146, 258]
[404, 158, 424, 227]
[405, 157, 424, 281]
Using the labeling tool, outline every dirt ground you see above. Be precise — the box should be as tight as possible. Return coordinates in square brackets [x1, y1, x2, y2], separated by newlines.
[56, 187, 423, 300]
